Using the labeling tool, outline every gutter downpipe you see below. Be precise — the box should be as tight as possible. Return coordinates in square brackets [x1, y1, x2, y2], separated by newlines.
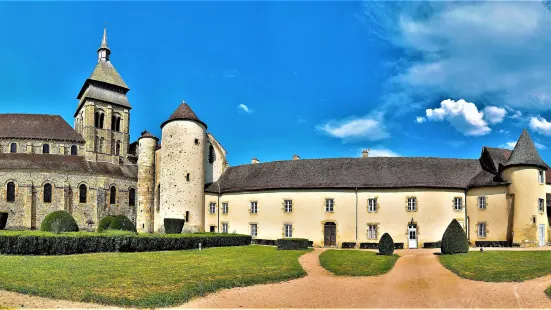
[355, 187, 358, 245]
[464, 188, 469, 242]
[217, 183, 221, 233]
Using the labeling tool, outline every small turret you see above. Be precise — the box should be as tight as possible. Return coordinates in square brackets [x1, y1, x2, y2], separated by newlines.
[136, 130, 158, 233]
[98, 23, 111, 62]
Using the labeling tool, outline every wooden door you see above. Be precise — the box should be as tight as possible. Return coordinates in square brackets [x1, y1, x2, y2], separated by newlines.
[324, 222, 336, 247]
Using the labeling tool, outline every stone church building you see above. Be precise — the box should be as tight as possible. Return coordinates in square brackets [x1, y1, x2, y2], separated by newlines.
[0, 28, 549, 248]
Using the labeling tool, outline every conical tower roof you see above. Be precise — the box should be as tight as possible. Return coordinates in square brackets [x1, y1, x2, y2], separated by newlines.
[504, 129, 546, 169]
[138, 130, 158, 141]
[160, 100, 207, 129]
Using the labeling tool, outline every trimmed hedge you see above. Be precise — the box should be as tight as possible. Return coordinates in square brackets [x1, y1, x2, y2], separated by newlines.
[379, 233, 394, 255]
[98, 215, 136, 233]
[40, 211, 79, 233]
[0, 232, 252, 255]
[423, 241, 442, 248]
[0, 212, 7, 230]
[97, 216, 115, 233]
[276, 238, 309, 250]
[360, 242, 404, 250]
[441, 219, 469, 254]
[474, 241, 509, 247]
[164, 218, 185, 234]
[251, 239, 277, 246]
[341, 242, 356, 249]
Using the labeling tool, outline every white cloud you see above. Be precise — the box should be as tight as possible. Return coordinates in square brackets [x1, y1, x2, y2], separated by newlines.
[498, 129, 510, 134]
[362, 1, 551, 115]
[483, 106, 507, 124]
[415, 116, 426, 124]
[238, 104, 252, 114]
[529, 116, 551, 136]
[423, 99, 490, 136]
[500, 140, 547, 150]
[365, 148, 400, 157]
[318, 113, 390, 141]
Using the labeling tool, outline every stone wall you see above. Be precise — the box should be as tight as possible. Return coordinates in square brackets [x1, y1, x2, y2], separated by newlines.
[0, 139, 85, 156]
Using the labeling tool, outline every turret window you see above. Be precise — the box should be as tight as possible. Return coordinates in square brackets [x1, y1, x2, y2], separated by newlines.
[42, 144, 50, 154]
[186, 173, 190, 181]
[539, 170, 545, 184]
[208, 145, 215, 164]
[478, 196, 487, 210]
[6, 182, 15, 202]
[43, 183, 52, 203]
[10, 143, 17, 153]
[194, 138, 199, 145]
[539, 198, 545, 212]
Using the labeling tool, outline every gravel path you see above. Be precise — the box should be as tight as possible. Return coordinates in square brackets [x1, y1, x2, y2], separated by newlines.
[180, 248, 551, 308]
[0, 248, 550, 309]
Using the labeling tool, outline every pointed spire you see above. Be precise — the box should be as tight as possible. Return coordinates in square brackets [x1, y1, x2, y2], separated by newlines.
[160, 101, 208, 129]
[504, 129, 546, 169]
[97, 22, 111, 62]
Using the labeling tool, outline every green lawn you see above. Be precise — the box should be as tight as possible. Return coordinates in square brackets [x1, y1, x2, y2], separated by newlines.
[319, 250, 398, 276]
[439, 251, 551, 282]
[0, 245, 308, 307]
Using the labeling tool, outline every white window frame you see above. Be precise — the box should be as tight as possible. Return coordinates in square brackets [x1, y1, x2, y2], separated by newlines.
[368, 198, 377, 212]
[407, 197, 417, 211]
[454, 197, 462, 211]
[325, 199, 334, 212]
[222, 223, 228, 233]
[209, 202, 216, 214]
[539, 198, 545, 212]
[478, 196, 486, 210]
[539, 170, 545, 184]
[478, 223, 486, 238]
[222, 203, 228, 214]
[284, 224, 292, 237]
[250, 201, 258, 214]
[367, 224, 378, 239]
[250, 223, 257, 237]
[284, 200, 292, 213]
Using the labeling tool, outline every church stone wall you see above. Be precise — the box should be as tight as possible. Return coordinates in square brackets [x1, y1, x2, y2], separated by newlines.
[0, 169, 137, 231]
[0, 139, 85, 156]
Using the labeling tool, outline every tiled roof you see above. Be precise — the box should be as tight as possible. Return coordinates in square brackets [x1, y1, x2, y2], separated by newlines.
[161, 102, 207, 129]
[0, 153, 137, 179]
[0, 114, 84, 142]
[504, 129, 546, 169]
[78, 84, 130, 109]
[206, 157, 483, 193]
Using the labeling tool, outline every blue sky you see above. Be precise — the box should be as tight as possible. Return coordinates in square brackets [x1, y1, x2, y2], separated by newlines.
[1, 1, 551, 165]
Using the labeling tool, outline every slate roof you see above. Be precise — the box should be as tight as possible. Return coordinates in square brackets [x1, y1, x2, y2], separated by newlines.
[160, 102, 207, 129]
[0, 114, 85, 142]
[138, 130, 158, 141]
[504, 129, 546, 169]
[205, 157, 484, 194]
[77, 84, 130, 109]
[0, 153, 137, 179]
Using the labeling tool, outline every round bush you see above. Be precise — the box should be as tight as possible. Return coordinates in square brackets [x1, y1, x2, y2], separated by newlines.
[97, 215, 136, 233]
[97, 215, 115, 233]
[441, 219, 469, 254]
[164, 218, 185, 234]
[40, 211, 79, 233]
[378, 233, 394, 255]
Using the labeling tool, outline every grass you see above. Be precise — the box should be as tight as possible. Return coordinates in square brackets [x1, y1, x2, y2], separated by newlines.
[439, 251, 551, 282]
[0, 245, 309, 307]
[319, 249, 398, 276]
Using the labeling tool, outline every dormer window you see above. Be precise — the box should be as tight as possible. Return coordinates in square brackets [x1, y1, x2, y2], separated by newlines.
[538, 170, 544, 184]
[42, 144, 50, 154]
[10, 143, 16, 153]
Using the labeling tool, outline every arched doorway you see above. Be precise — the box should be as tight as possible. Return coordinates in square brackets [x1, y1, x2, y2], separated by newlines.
[324, 222, 336, 247]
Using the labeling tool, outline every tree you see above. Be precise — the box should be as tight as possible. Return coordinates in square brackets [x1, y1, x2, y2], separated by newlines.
[441, 219, 469, 254]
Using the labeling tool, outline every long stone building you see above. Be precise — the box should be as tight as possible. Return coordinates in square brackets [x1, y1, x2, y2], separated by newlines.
[0, 28, 549, 248]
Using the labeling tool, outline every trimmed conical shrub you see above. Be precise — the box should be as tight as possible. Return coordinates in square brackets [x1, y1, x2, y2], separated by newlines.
[441, 219, 469, 254]
[379, 233, 394, 255]
[97, 215, 136, 233]
[40, 211, 79, 233]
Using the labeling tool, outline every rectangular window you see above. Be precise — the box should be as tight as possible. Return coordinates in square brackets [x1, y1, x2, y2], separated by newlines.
[478, 196, 486, 210]
[454, 197, 462, 211]
[284, 224, 292, 237]
[478, 223, 486, 238]
[222, 203, 228, 214]
[222, 223, 228, 233]
[539, 198, 545, 212]
[407, 197, 417, 211]
[209, 203, 216, 214]
[250, 224, 257, 237]
[284, 200, 292, 213]
[368, 198, 377, 212]
[250, 201, 258, 214]
[325, 199, 334, 212]
[367, 224, 378, 239]
[539, 170, 545, 184]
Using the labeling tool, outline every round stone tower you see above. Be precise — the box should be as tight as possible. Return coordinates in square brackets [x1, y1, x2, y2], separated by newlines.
[159, 101, 207, 232]
[136, 130, 158, 233]
[501, 129, 548, 247]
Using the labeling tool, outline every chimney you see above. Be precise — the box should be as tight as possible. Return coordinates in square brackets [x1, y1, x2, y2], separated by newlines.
[362, 149, 370, 158]
[293, 154, 300, 160]
[252, 158, 259, 164]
